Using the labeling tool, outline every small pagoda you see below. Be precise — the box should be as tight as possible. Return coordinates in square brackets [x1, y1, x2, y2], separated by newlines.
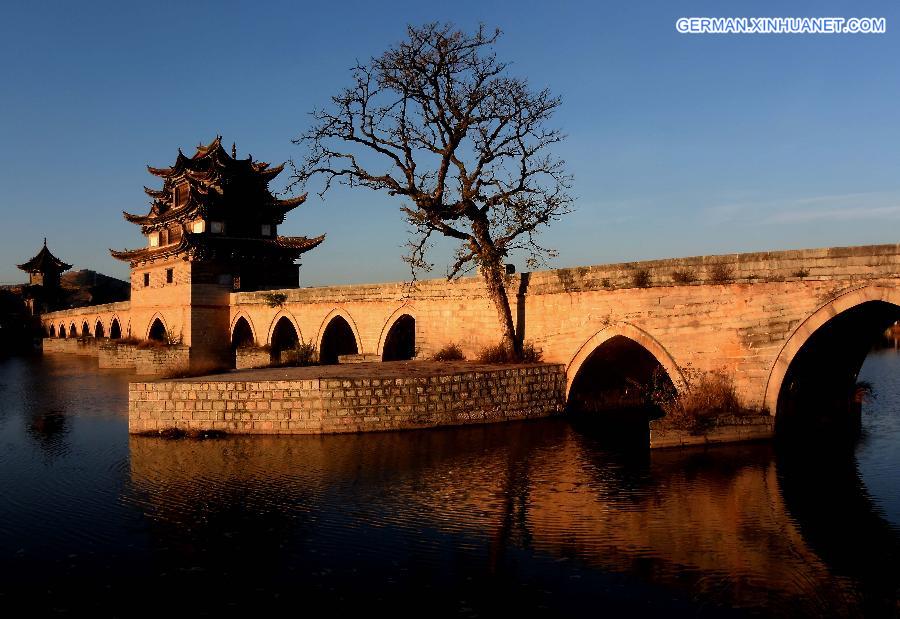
[18, 239, 72, 288]
[110, 136, 323, 291]
[17, 239, 72, 314]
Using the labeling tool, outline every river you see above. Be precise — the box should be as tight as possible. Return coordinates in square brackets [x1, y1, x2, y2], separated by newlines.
[0, 350, 898, 616]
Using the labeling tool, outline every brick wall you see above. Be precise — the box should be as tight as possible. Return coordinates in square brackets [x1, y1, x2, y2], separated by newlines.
[129, 363, 565, 435]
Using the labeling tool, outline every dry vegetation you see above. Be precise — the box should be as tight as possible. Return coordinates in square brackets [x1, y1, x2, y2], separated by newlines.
[652, 368, 758, 434]
[476, 342, 543, 364]
[431, 343, 465, 361]
[708, 263, 734, 284]
[631, 269, 651, 288]
[270, 342, 319, 367]
[671, 268, 696, 284]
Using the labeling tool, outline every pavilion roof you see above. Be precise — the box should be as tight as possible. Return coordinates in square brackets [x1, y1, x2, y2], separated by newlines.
[17, 240, 72, 274]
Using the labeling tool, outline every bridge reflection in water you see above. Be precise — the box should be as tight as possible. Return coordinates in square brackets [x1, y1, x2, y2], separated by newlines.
[125, 420, 893, 615]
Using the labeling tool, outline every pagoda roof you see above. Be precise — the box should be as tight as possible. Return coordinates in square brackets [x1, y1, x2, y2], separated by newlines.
[109, 233, 325, 265]
[145, 136, 283, 180]
[126, 137, 306, 230]
[17, 240, 72, 273]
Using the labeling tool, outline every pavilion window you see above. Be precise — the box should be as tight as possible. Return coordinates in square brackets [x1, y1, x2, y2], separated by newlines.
[169, 225, 182, 243]
[148, 233, 159, 247]
[191, 220, 205, 234]
[166, 268, 173, 284]
[261, 224, 271, 237]
[143, 273, 150, 287]
[160, 229, 169, 245]
[210, 221, 225, 234]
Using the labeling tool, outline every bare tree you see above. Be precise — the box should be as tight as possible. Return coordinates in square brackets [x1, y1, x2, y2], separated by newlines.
[291, 23, 572, 357]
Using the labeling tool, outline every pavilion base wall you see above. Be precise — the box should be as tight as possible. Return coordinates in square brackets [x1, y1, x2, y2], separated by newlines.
[129, 364, 566, 435]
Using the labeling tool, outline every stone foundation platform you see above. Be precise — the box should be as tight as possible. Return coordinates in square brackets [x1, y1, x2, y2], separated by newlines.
[649, 415, 774, 448]
[129, 361, 566, 435]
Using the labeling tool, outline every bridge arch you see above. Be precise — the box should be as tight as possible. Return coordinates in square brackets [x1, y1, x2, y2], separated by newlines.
[146, 315, 169, 342]
[267, 311, 303, 364]
[94, 318, 105, 338]
[69, 323, 77, 339]
[265, 310, 303, 347]
[109, 316, 122, 340]
[764, 286, 900, 427]
[566, 323, 685, 408]
[59, 324, 66, 338]
[317, 308, 361, 364]
[231, 314, 257, 349]
[378, 306, 417, 361]
[48, 324, 55, 338]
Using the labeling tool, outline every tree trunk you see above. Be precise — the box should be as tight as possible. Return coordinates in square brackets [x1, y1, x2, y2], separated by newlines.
[472, 219, 519, 358]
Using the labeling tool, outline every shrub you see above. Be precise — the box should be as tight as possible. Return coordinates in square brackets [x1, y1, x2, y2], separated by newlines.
[631, 269, 651, 288]
[263, 292, 287, 308]
[476, 341, 543, 364]
[520, 342, 544, 363]
[792, 268, 810, 278]
[477, 343, 509, 363]
[432, 343, 465, 361]
[117, 336, 142, 345]
[601, 278, 611, 289]
[275, 342, 319, 367]
[708, 263, 733, 284]
[671, 268, 696, 284]
[654, 369, 745, 433]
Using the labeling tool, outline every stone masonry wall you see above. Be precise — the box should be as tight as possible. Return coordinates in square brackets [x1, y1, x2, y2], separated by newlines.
[133, 345, 190, 376]
[129, 364, 565, 435]
[235, 347, 271, 370]
[98, 342, 138, 369]
[42, 337, 99, 356]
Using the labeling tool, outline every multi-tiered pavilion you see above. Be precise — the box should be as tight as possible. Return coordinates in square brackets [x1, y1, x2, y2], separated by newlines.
[103, 137, 323, 364]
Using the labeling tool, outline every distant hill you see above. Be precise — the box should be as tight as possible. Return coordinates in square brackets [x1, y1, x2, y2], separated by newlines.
[60, 270, 129, 308]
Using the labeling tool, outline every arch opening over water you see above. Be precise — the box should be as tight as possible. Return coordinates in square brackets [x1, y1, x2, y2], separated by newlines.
[382, 314, 415, 361]
[95, 320, 105, 339]
[48, 325, 55, 338]
[109, 319, 121, 340]
[270, 316, 299, 365]
[774, 299, 900, 437]
[81, 322, 90, 338]
[568, 335, 675, 416]
[320, 316, 359, 365]
[59, 324, 67, 338]
[148, 318, 167, 342]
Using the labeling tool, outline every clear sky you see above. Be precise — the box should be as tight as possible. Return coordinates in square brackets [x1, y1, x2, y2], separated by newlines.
[1, 0, 898, 286]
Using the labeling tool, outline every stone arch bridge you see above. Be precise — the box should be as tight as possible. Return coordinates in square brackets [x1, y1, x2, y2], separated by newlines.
[40, 244, 900, 420]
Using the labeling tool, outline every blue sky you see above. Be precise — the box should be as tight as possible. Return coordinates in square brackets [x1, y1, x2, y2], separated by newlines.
[1, 0, 898, 285]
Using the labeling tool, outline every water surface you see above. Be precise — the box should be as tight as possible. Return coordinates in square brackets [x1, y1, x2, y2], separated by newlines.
[1, 352, 898, 616]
